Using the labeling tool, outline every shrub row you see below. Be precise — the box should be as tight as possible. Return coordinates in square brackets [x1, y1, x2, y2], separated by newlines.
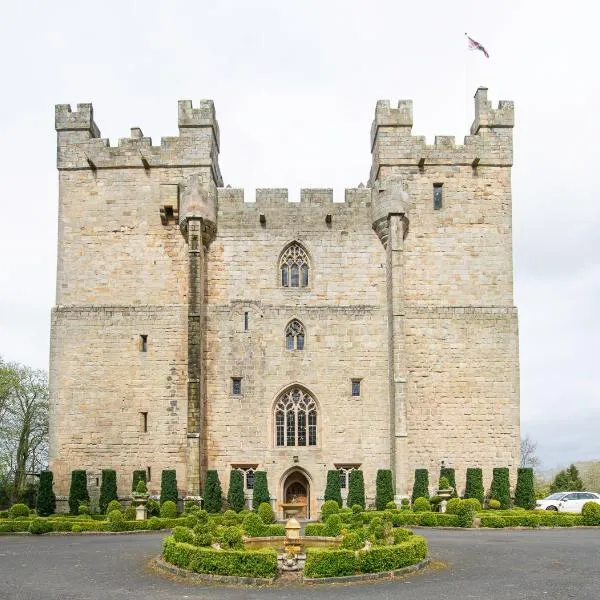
[303, 535, 427, 578]
[162, 536, 278, 578]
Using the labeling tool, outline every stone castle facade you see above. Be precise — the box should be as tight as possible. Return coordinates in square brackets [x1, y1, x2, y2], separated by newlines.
[49, 87, 519, 516]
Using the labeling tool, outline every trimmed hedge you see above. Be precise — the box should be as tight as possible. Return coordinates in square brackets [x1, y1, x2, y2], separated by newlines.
[464, 468, 484, 504]
[160, 470, 178, 506]
[375, 470, 394, 511]
[304, 522, 327, 536]
[68, 470, 89, 515]
[204, 471, 223, 514]
[227, 470, 245, 513]
[411, 469, 429, 502]
[346, 470, 365, 509]
[582, 502, 600, 526]
[162, 536, 278, 578]
[304, 548, 357, 577]
[251, 472, 270, 510]
[514, 468, 536, 510]
[36, 471, 56, 517]
[490, 468, 511, 509]
[99, 470, 117, 515]
[324, 470, 343, 506]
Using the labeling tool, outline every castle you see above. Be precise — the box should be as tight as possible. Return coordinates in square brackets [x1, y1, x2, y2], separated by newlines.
[49, 88, 520, 516]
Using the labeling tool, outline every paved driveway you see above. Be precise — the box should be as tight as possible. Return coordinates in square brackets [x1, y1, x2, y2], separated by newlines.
[1, 528, 598, 599]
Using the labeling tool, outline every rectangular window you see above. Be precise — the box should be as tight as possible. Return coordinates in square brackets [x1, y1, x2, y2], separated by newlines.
[433, 183, 443, 210]
[286, 409, 296, 446]
[276, 410, 285, 446]
[147, 466, 151, 482]
[140, 334, 148, 352]
[286, 334, 294, 350]
[308, 410, 317, 446]
[246, 469, 255, 490]
[291, 264, 299, 287]
[232, 378, 242, 396]
[351, 379, 361, 397]
[244, 311, 249, 331]
[140, 411, 148, 433]
[339, 469, 347, 489]
[296, 334, 304, 350]
[297, 410, 306, 446]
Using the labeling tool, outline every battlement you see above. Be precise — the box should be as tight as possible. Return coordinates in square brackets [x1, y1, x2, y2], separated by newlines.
[55, 103, 100, 137]
[470, 87, 514, 134]
[178, 100, 220, 149]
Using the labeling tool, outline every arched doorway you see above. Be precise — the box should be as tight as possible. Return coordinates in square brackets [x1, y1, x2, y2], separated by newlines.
[283, 470, 310, 519]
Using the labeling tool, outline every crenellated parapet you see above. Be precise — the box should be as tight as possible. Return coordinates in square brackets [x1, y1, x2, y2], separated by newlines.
[370, 87, 514, 185]
[55, 100, 222, 186]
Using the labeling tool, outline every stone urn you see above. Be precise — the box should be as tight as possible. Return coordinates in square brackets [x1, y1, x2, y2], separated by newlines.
[131, 480, 150, 520]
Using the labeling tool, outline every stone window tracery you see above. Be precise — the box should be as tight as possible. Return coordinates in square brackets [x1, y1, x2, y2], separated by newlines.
[275, 388, 317, 447]
[285, 319, 305, 351]
[280, 243, 310, 288]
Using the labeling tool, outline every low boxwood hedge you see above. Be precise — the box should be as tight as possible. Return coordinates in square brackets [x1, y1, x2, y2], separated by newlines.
[304, 548, 357, 578]
[304, 523, 327, 536]
[162, 536, 277, 578]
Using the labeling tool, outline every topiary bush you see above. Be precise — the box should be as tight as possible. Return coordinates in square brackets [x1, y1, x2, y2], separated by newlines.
[172, 526, 196, 545]
[251, 471, 270, 510]
[411, 469, 429, 502]
[420, 512, 438, 527]
[375, 469, 394, 511]
[29, 517, 53, 535]
[340, 531, 364, 550]
[514, 468, 536, 510]
[356, 536, 428, 574]
[242, 512, 266, 537]
[108, 509, 125, 531]
[304, 548, 357, 578]
[480, 515, 506, 528]
[203, 470, 223, 514]
[582, 501, 600, 526]
[68, 470, 90, 515]
[78, 504, 89, 516]
[386, 500, 397, 510]
[463, 497, 482, 512]
[488, 499, 501, 510]
[320, 499, 340, 521]
[36, 471, 56, 517]
[219, 526, 244, 550]
[227, 470, 245, 513]
[9, 503, 30, 518]
[132, 470, 147, 492]
[464, 468, 484, 504]
[455, 500, 475, 528]
[445, 498, 462, 515]
[438, 476, 450, 490]
[106, 499, 121, 515]
[324, 470, 343, 507]
[124, 506, 136, 520]
[146, 499, 160, 517]
[346, 469, 365, 509]
[99, 469, 117, 514]
[160, 500, 178, 518]
[490, 468, 511, 509]
[160, 470, 178, 506]
[148, 516, 162, 530]
[324, 513, 343, 536]
[412, 497, 431, 513]
[257, 502, 275, 524]
[439, 468, 456, 495]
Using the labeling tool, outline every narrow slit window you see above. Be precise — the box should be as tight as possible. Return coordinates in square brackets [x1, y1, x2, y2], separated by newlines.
[147, 466, 151, 482]
[140, 335, 148, 352]
[433, 183, 443, 210]
[244, 311, 249, 331]
[232, 378, 242, 396]
[352, 379, 361, 397]
[140, 411, 148, 433]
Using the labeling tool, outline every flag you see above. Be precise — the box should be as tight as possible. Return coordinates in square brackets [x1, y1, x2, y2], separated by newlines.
[465, 33, 489, 58]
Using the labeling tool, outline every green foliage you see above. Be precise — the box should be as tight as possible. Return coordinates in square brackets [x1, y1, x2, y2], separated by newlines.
[455, 500, 475, 528]
[514, 468, 536, 510]
[392, 528, 414, 543]
[411, 469, 429, 502]
[324, 470, 343, 506]
[99, 470, 117, 514]
[488, 499, 501, 510]
[146, 499, 160, 517]
[124, 506, 136, 521]
[148, 516, 162, 530]
[582, 502, 600, 526]
[36, 471, 56, 517]
[160, 500, 178, 518]
[131, 470, 146, 492]
[242, 512, 265, 537]
[78, 504, 89, 515]
[221, 509, 239, 526]
[219, 526, 244, 550]
[304, 522, 327, 536]
[385, 501, 397, 510]
[464, 468, 484, 503]
[549, 464, 584, 493]
[9, 503, 30, 518]
[375, 469, 394, 511]
[412, 497, 431, 512]
[71, 524, 82, 533]
[162, 536, 278, 578]
[304, 548, 357, 578]
[438, 476, 450, 490]
[346, 469, 365, 509]
[439, 468, 456, 495]
[419, 512, 437, 526]
[108, 509, 125, 531]
[204, 470, 223, 514]
[172, 526, 196, 545]
[321, 499, 340, 521]
[340, 531, 364, 550]
[445, 498, 462, 515]
[160, 470, 178, 505]
[251, 471, 270, 510]
[490, 468, 511, 509]
[29, 517, 53, 535]
[106, 500, 121, 515]
[324, 513, 343, 536]
[435, 514, 460, 527]
[135, 479, 147, 495]
[257, 502, 274, 524]
[463, 498, 482, 512]
[480, 515, 506, 528]
[68, 470, 89, 515]
[356, 536, 428, 575]
[227, 470, 245, 513]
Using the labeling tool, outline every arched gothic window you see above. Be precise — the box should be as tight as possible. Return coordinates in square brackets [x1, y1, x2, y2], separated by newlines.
[275, 388, 317, 447]
[285, 319, 305, 351]
[280, 243, 309, 288]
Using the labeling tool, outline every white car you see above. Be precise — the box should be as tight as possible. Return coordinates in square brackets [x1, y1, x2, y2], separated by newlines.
[535, 492, 600, 513]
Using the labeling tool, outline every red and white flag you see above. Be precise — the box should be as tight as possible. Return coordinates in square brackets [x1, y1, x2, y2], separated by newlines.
[465, 33, 489, 58]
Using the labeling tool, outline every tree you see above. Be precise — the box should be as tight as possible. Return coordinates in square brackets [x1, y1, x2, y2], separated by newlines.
[324, 470, 342, 506]
[346, 469, 365, 509]
[36, 470, 56, 516]
[464, 468, 484, 504]
[203, 470, 223, 513]
[580, 461, 600, 492]
[251, 471, 270, 510]
[490, 467, 511, 509]
[411, 469, 429, 502]
[520, 436, 540, 469]
[0, 358, 49, 504]
[514, 467, 536, 509]
[227, 470, 245, 512]
[160, 470, 178, 505]
[549, 464, 584, 493]
[99, 469, 118, 514]
[68, 470, 89, 514]
[375, 469, 394, 510]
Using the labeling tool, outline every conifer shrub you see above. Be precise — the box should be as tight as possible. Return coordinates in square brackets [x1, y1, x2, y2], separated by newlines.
[490, 468, 511, 509]
[464, 468, 484, 504]
[439, 467, 457, 495]
[346, 469, 365, 509]
[132, 470, 146, 491]
[106, 500, 122, 515]
[68, 470, 90, 515]
[258, 502, 275, 524]
[204, 470, 223, 514]
[160, 500, 178, 518]
[321, 499, 340, 521]
[251, 471, 270, 510]
[375, 469, 394, 511]
[324, 470, 343, 506]
[514, 468, 536, 510]
[9, 503, 30, 518]
[36, 471, 56, 517]
[412, 497, 431, 512]
[227, 470, 245, 513]
[99, 469, 117, 514]
[160, 470, 178, 506]
[411, 469, 429, 502]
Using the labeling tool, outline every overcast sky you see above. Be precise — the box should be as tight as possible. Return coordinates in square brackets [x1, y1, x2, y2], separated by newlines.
[0, 0, 598, 471]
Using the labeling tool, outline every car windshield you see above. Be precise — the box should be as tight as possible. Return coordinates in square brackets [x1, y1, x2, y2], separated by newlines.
[545, 493, 566, 500]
